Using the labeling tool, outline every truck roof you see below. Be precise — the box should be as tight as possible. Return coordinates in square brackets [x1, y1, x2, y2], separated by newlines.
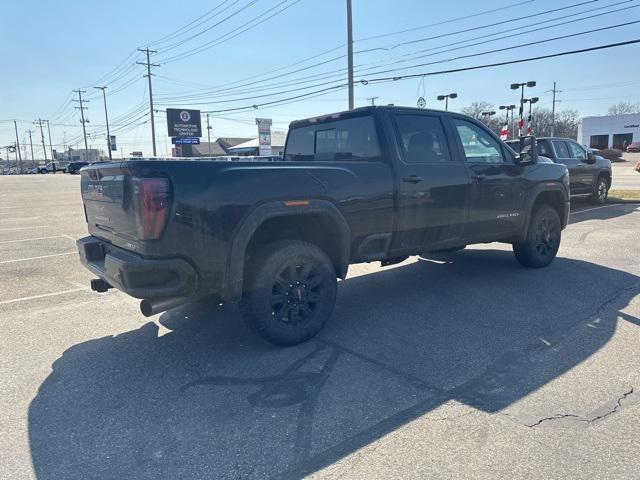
[289, 105, 452, 128]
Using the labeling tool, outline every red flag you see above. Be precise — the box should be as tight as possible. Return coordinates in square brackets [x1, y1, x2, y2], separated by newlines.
[500, 124, 508, 140]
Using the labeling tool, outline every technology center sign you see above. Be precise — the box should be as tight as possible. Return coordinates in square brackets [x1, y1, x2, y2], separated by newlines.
[166, 108, 202, 138]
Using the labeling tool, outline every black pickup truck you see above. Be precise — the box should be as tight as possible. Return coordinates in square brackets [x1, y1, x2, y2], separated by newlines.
[77, 106, 570, 345]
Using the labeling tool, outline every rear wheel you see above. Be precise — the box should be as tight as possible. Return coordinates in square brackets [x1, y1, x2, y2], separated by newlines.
[513, 205, 561, 268]
[239, 240, 337, 346]
[590, 175, 609, 204]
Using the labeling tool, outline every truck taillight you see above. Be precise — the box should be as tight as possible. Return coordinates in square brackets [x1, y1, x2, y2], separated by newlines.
[132, 177, 171, 241]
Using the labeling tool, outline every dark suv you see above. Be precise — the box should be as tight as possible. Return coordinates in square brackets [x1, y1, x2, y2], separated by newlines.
[522, 137, 611, 204]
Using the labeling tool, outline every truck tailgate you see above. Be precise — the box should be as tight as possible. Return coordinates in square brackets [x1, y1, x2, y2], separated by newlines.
[80, 163, 139, 247]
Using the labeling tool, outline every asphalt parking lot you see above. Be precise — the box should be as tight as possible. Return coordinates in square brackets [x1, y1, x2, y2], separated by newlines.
[1, 174, 639, 480]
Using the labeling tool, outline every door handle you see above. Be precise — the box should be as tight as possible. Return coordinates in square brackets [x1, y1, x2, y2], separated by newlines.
[471, 174, 486, 181]
[402, 175, 423, 184]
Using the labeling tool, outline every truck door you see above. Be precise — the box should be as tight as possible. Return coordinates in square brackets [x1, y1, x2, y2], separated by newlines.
[566, 140, 595, 191]
[449, 117, 526, 239]
[390, 112, 470, 251]
[551, 140, 587, 194]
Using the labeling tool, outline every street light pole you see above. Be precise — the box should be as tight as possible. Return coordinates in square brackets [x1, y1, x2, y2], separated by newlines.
[510, 81, 536, 137]
[346, 0, 354, 110]
[94, 86, 112, 161]
[481, 110, 496, 125]
[436, 93, 457, 111]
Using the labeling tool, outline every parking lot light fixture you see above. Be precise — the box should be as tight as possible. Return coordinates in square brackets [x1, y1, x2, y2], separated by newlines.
[511, 81, 537, 137]
[436, 93, 457, 111]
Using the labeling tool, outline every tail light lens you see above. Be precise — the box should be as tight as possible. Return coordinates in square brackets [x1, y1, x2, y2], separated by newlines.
[132, 177, 171, 240]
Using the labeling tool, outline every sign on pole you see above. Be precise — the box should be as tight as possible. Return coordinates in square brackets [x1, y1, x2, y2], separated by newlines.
[255, 118, 272, 156]
[109, 135, 117, 151]
[166, 109, 202, 138]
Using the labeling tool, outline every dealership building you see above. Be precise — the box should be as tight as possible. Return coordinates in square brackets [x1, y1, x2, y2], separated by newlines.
[578, 113, 640, 150]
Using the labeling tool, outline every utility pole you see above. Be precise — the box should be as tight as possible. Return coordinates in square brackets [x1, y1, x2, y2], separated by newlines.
[45, 120, 54, 161]
[72, 89, 89, 155]
[346, 0, 354, 111]
[34, 119, 48, 162]
[13, 120, 23, 173]
[206, 113, 212, 156]
[137, 48, 159, 156]
[548, 81, 561, 137]
[366, 96, 378, 106]
[27, 129, 35, 166]
[94, 86, 113, 161]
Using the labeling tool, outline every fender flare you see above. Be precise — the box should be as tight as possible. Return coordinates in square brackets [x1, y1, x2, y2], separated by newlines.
[224, 199, 351, 301]
[522, 183, 570, 239]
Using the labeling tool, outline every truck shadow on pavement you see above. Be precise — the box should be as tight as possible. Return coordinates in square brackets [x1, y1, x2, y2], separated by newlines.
[29, 250, 639, 479]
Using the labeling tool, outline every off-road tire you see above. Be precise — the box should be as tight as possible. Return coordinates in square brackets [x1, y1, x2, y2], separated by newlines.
[239, 240, 337, 346]
[513, 205, 561, 268]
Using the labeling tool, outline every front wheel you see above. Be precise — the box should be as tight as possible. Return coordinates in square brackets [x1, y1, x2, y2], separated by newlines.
[512, 205, 561, 268]
[239, 240, 338, 346]
[590, 176, 609, 204]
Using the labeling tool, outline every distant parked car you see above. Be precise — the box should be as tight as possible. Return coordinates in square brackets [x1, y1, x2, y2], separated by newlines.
[627, 142, 640, 153]
[67, 162, 89, 174]
[25, 167, 38, 174]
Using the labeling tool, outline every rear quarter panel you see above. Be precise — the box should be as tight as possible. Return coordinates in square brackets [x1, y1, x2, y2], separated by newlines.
[122, 159, 394, 293]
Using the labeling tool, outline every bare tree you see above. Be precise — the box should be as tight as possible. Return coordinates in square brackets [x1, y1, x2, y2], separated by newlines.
[607, 101, 640, 116]
[461, 102, 503, 134]
[460, 102, 579, 139]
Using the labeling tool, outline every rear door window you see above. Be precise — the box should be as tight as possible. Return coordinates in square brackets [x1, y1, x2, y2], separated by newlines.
[284, 116, 380, 161]
[394, 114, 451, 163]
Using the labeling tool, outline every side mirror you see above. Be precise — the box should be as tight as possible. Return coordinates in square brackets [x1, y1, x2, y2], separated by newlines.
[516, 135, 538, 165]
[586, 153, 596, 164]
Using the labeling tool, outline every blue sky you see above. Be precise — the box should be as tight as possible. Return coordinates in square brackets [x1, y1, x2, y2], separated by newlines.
[1, 0, 639, 157]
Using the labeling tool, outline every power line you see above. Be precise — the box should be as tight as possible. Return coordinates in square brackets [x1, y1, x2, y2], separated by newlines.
[159, 0, 262, 54]
[357, 0, 537, 42]
[195, 38, 640, 114]
[156, 20, 639, 107]
[155, 0, 636, 102]
[160, 0, 303, 63]
[149, 0, 237, 47]
[363, 38, 640, 85]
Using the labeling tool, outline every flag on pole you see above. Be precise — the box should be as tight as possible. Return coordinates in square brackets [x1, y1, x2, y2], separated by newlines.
[500, 123, 508, 140]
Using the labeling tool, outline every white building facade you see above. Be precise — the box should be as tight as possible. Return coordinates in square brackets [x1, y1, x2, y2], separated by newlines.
[578, 113, 640, 150]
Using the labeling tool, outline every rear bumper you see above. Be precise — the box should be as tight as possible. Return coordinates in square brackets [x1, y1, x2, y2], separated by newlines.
[76, 236, 197, 299]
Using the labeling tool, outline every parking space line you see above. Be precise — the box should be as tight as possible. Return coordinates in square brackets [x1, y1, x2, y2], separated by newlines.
[0, 225, 47, 232]
[0, 288, 86, 306]
[0, 252, 75, 264]
[0, 235, 66, 245]
[572, 204, 622, 215]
